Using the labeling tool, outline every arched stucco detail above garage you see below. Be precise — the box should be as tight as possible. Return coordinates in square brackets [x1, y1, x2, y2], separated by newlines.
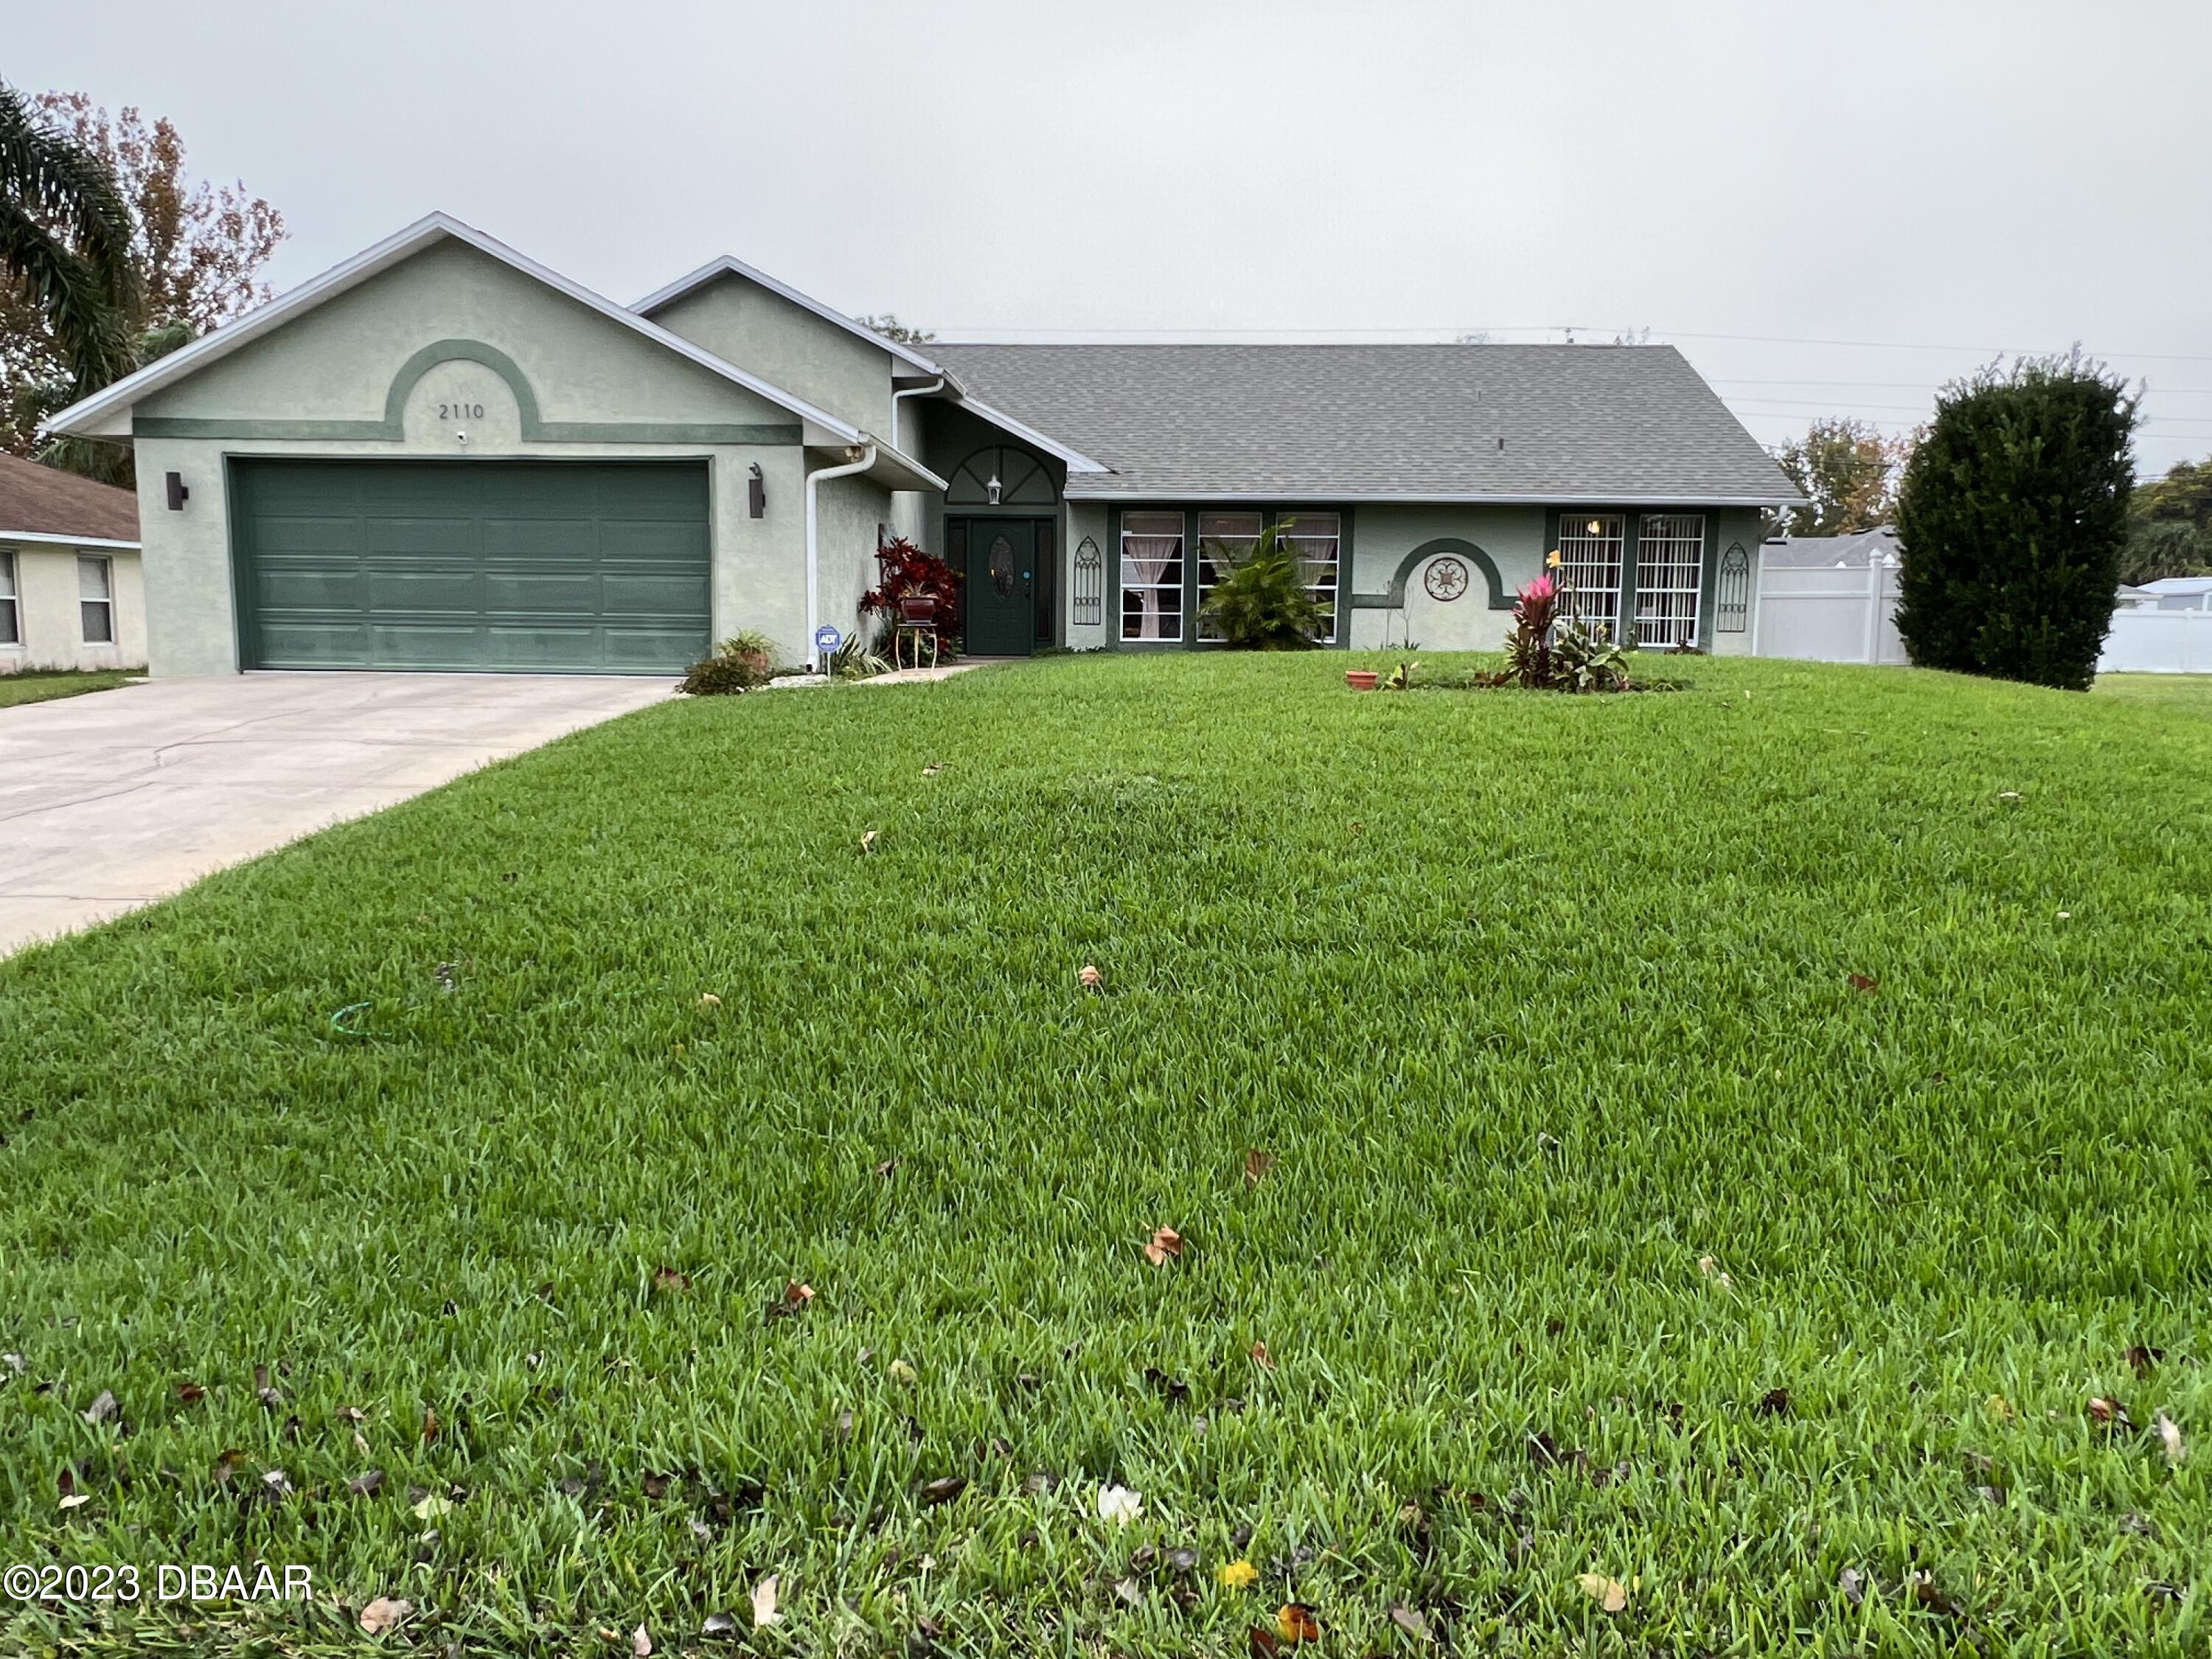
[384, 338, 542, 433]
[1352, 536, 1513, 612]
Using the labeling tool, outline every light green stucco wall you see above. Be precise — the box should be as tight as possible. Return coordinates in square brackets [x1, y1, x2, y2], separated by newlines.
[1709, 508, 1765, 656]
[1346, 504, 1546, 651]
[1064, 502, 1109, 650]
[815, 469, 892, 660]
[647, 274, 897, 439]
[124, 239, 831, 676]
[140, 241, 791, 431]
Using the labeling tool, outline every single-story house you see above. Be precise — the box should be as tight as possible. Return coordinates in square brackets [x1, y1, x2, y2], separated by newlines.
[0, 452, 145, 674]
[46, 212, 1799, 677]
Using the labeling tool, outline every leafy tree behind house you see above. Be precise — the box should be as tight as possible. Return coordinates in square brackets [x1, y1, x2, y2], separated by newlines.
[2120, 455, 2212, 584]
[1893, 355, 2138, 691]
[857, 313, 934, 347]
[0, 81, 138, 428]
[1, 91, 285, 478]
[1770, 417, 1913, 538]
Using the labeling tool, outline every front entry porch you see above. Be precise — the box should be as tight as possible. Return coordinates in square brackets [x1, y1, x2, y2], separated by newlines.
[948, 515, 1056, 657]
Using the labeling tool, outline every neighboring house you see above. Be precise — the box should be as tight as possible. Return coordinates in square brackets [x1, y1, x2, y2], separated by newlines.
[46, 212, 1799, 678]
[1751, 526, 1907, 666]
[0, 453, 145, 675]
[2134, 577, 2212, 613]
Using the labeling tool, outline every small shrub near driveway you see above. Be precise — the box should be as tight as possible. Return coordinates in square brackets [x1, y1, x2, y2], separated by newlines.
[680, 630, 779, 695]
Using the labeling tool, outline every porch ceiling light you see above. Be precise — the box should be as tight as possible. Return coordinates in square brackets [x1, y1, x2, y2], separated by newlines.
[1586, 518, 1602, 535]
[987, 474, 1003, 505]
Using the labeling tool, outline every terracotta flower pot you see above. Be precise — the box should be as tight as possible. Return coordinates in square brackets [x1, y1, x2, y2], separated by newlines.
[1345, 670, 1379, 691]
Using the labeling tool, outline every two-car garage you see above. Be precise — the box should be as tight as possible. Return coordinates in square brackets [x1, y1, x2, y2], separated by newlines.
[229, 459, 712, 674]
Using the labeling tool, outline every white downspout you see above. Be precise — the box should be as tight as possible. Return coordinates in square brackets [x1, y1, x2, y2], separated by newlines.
[804, 442, 877, 669]
[890, 376, 943, 455]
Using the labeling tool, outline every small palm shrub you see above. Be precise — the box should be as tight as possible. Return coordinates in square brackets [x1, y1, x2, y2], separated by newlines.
[1199, 521, 1326, 649]
[680, 630, 778, 695]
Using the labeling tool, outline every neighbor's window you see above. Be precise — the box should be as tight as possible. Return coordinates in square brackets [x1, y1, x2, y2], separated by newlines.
[0, 550, 18, 646]
[78, 554, 114, 644]
[1557, 513, 1624, 637]
[1634, 513, 1706, 647]
[1120, 512, 1184, 641]
[1195, 512, 1261, 642]
[1281, 513, 1341, 642]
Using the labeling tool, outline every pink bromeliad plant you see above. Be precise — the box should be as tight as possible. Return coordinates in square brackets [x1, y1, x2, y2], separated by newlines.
[1486, 560, 1630, 691]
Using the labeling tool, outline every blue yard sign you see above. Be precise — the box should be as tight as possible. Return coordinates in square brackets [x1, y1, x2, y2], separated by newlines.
[814, 625, 842, 661]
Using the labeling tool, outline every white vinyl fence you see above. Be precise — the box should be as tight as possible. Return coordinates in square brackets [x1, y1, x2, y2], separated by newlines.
[2098, 608, 2212, 675]
[1752, 555, 1908, 666]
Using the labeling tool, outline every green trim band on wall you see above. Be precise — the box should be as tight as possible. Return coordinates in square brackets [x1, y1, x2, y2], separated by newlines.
[133, 337, 802, 446]
[1350, 536, 1512, 611]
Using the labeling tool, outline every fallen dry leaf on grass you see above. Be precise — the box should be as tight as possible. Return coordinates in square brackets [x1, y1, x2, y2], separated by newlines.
[922, 762, 943, 777]
[1274, 1602, 1321, 1644]
[1144, 1226, 1185, 1267]
[919, 1475, 967, 1506]
[2157, 1411, 2186, 1465]
[348, 1469, 384, 1497]
[1846, 973, 1879, 993]
[2126, 1343, 2163, 1377]
[1249, 1340, 1276, 1371]
[421, 1406, 439, 1443]
[1696, 1254, 1733, 1289]
[653, 1266, 692, 1294]
[1576, 1573, 1630, 1613]
[1244, 1148, 1275, 1186]
[1079, 963, 1102, 989]
[176, 1382, 206, 1405]
[751, 1573, 782, 1627]
[83, 1389, 119, 1426]
[1217, 1558, 1259, 1590]
[358, 1596, 412, 1635]
[697, 992, 721, 1009]
[631, 1623, 653, 1656]
[58, 1493, 90, 1511]
[860, 830, 878, 855]
[2088, 1396, 2133, 1429]
[1388, 1604, 1431, 1642]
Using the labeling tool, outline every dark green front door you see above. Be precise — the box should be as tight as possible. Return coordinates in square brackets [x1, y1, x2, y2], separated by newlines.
[232, 459, 711, 673]
[961, 518, 1036, 656]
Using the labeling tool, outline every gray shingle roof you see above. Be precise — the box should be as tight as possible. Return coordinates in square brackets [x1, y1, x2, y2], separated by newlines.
[929, 343, 1801, 504]
[1761, 526, 1901, 568]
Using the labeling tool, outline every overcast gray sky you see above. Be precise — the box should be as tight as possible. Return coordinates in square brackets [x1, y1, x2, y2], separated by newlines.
[9, 0, 2209, 473]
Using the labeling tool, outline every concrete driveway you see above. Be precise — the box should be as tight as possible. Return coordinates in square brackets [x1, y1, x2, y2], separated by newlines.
[0, 672, 674, 957]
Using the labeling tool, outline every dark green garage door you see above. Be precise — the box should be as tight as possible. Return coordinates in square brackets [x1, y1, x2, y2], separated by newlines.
[232, 459, 711, 672]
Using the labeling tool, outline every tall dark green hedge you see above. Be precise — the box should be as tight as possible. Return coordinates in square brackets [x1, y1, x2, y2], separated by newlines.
[1893, 356, 2138, 690]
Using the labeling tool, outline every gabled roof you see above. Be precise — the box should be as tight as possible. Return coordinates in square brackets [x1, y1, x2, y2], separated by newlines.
[41, 213, 943, 488]
[929, 342, 1804, 505]
[0, 453, 139, 546]
[633, 254, 949, 378]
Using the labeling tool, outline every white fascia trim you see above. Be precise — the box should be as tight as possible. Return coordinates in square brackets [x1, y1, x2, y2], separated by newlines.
[860, 435, 948, 493]
[0, 530, 140, 550]
[950, 392, 1109, 474]
[44, 212, 867, 445]
[1062, 490, 1803, 507]
[633, 254, 947, 378]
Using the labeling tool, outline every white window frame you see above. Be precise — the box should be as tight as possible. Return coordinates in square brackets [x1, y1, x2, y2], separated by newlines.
[0, 549, 18, 648]
[1119, 512, 1186, 643]
[1557, 512, 1625, 638]
[1279, 512, 1341, 644]
[1195, 512, 1262, 642]
[1634, 513, 1706, 648]
[78, 554, 114, 645]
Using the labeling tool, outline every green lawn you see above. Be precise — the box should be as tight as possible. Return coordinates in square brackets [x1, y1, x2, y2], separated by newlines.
[2, 654, 2208, 1656]
[0, 669, 137, 709]
[2096, 671, 2212, 712]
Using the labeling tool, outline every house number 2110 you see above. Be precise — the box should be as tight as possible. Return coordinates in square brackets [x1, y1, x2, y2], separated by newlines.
[437, 400, 485, 420]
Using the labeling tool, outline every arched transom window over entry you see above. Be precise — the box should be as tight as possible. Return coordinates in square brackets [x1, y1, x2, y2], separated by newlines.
[945, 445, 1057, 507]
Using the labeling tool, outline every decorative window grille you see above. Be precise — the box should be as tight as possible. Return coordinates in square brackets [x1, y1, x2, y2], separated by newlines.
[1634, 513, 1706, 647]
[945, 445, 1056, 506]
[0, 550, 17, 645]
[1715, 541, 1750, 632]
[1196, 512, 1262, 641]
[1281, 512, 1342, 642]
[1120, 512, 1185, 641]
[77, 554, 114, 645]
[1557, 513, 1624, 636]
[1072, 537, 1104, 626]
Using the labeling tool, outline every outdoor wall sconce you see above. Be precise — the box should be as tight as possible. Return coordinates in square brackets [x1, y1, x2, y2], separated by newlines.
[165, 471, 189, 511]
[748, 462, 765, 518]
[986, 474, 1002, 505]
